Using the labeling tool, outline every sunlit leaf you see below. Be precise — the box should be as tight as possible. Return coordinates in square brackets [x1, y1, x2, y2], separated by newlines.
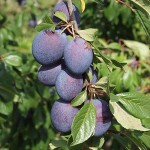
[4, 55, 22, 67]
[109, 101, 149, 131]
[54, 11, 67, 23]
[71, 90, 87, 107]
[35, 23, 56, 32]
[77, 28, 98, 41]
[71, 103, 96, 145]
[117, 92, 150, 119]
[80, 0, 85, 12]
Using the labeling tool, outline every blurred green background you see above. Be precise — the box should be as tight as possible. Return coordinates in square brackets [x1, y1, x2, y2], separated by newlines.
[0, 0, 149, 149]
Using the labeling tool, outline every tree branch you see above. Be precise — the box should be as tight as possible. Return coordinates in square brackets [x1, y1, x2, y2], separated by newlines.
[67, 0, 78, 32]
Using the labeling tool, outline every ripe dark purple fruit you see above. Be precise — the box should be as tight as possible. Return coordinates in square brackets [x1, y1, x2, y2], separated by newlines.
[87, 99, 112, 136]
[51, 99, 78, 133]
[38, 61, 62, 86]
[18, 0, 26, 6]
[64, 38, 93, 75]
[52, 2, 80, 25]
[32, 29, 68, 65]
[29, 19, 37, 28]
[55, 69, 83, 101]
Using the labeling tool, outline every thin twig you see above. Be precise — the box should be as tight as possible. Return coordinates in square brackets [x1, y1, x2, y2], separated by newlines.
[67, 27, 73, 35]
[116, 0, 135, 11]
[67, 0, 78, 32]
[90, 89, 93, 102]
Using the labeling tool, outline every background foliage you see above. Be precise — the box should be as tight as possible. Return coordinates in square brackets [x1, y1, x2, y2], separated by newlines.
[0, 0, 150, 149]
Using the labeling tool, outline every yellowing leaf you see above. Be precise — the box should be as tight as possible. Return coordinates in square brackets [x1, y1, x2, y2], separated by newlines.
[109, 101, 149, 131]
[80, 0, 85, 12]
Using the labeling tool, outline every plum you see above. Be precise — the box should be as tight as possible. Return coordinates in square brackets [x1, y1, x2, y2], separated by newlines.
[87, 99, 112, 136]
[38, 61, 63, 86]
[29, 19, 37, 28]
[64, 38, 93, 75]
[51, 99, 79, 133]
[55, 69, 83, 101]
[32, 29, 68, 65]
[18, 0, 26, 6]
[52, 2, 80, 25]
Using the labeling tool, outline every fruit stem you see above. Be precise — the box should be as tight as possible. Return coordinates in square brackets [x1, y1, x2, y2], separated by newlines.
[61, 24, 72, 34]
[89, 84, 93, 102]
[67, 0, 78, 32]
[66, 27, 73, 35]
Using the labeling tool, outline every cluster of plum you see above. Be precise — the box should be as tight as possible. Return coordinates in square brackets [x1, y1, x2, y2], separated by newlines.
[32, 2, 112, 137]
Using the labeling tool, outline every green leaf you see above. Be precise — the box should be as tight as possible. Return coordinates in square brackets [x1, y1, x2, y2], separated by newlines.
[141, 118, 150, 128]
[0, 100, 13, 115]
[71, 103, 96, 145]
[133, 131, 150, 148]
[33, 105, 44, 129]
[112, 134, 131, 150]
[110, 93, 120, 102]
[49, 139, 68, 150]
[125, 133, 148, 150]
[42, 15, 54, 24]
[111, 59, 126, 70]
[130, 0, 150, 17]
[92, 42, 112, 70]
[54, 11, 67, 23]
[108, 42, 122, 50]
[109, 101, 149, 131]
[72, 0, 85, 13]
[135, 10, 150, 38]
[129, 0, 150, 37]
[104, 0, 119, 21]
[16, 13, 24, 28]
[86, 68, 93, 82]
[71, 90, 87, 107]
[77, 28, 98, 41]
[94, 52, 112, 72]
[95, 76, 108, 86]
[50, 24, 56, 32]
[4, 55, 22, 67]
[123, 40, 150, 59]
[35, 23, 56, 32]
[94, 76, 110, 95]
[98, 137, 105, 149]
[117, 92, 150, 119]
[99, 53, 112, 66]
[89, 137, 105, 150]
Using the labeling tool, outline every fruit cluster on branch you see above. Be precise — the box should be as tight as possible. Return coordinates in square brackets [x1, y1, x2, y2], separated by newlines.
[32, 1, 112, 137]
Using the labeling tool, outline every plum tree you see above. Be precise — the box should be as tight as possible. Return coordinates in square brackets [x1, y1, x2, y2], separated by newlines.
[89, 66, 98, 83]
[38, 60, 63, 86]
[55, 69, 83, 101]
[64, 38, 93, 75]
[51, 99, 79, 133]
[52, 2, 80, 25]
[32, 29, 68, 65]
[87, 99, 112, 136]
